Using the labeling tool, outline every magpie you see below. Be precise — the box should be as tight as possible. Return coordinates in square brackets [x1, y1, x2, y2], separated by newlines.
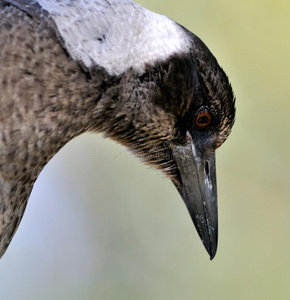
[0, 0, 235, 260]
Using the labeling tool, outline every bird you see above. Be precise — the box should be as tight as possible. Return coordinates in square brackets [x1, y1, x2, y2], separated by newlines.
[0, 0, 235, 260]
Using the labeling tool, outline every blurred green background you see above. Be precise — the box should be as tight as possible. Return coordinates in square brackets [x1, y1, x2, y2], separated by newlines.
[1, 0, 290, 299]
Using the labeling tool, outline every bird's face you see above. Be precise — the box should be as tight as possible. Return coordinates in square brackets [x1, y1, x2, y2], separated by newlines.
[149, 53, 235, 259]
[105, 46, 235, 259]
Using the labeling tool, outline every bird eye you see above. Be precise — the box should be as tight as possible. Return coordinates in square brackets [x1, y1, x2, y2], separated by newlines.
[194, 109, 212, 129]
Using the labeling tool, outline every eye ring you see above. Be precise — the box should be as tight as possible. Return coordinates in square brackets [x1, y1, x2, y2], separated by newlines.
[194, 108, 212, 129]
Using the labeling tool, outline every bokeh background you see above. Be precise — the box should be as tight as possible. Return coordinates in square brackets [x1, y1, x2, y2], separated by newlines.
[1, 0, 290, 299]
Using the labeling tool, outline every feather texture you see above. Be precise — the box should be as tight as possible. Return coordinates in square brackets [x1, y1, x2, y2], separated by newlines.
[28, 0, 192, 75]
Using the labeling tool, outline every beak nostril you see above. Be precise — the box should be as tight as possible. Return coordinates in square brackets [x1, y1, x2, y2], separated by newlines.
[205, 161, 209, 177]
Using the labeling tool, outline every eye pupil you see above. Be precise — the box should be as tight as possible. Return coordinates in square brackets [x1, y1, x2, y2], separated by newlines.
[198, 116, 209, 124]
[194, 109, 212, 129]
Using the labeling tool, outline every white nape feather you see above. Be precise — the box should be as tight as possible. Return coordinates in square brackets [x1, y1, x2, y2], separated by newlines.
[37, 0, 191, 76]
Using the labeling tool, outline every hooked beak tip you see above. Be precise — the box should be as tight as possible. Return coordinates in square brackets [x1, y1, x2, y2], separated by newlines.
[200, 222, 217, 260]
[208, 241, 217, 260]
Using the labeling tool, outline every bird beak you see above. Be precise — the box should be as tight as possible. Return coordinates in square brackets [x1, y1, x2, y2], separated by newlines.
[171, 131, 218, 259]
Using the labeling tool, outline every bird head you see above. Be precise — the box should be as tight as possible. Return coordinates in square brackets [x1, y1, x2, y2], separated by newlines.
[99, 33, 235, 259]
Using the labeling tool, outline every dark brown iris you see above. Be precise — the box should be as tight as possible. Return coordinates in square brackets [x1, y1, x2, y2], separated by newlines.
[194, 109, 212, 128]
